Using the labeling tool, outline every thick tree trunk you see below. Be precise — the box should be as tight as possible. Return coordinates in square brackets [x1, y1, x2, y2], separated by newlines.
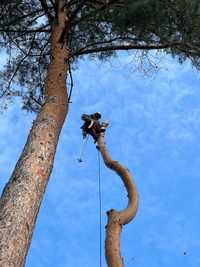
[97, 124, 138, 267]
[0, 4, 68, 267]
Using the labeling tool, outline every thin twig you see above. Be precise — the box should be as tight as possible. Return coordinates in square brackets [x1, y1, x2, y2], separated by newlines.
[71, 0, 121, 26]
[1, 33, 37, 98]
[59, 0, 88, 43]
[30, 92, 43, 107]
[0, 9, 44, 27]
[39, 0, 54, 23]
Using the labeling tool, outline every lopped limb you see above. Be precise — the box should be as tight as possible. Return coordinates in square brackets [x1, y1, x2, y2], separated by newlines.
[97, 122, 138, 267]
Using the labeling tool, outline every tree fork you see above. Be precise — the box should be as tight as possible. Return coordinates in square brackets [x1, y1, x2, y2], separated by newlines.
[97, 124, 138, 267]
[0, 2, 69, 267]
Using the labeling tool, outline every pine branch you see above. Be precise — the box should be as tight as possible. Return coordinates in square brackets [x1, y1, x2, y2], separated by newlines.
[71, 42, 181, 58]
[26, 13, 47, 28]
[5, 25, 50, 43]
[0, 9, 44, 27]
[39, 0, 54, 23]
[59, 0, 88, 43]
[0, 29, 51, 33]
[71, 0, 121, 26]
[1, 34, 37, 98]
[62, 0, 81, 8]
[68, 0, 88, 23]
[180, 43, 200, 55]
[30, 92, 43, 107]
[49, 0, 56, 9]
[6, 30, 50, 58]
[54, 0, 60, 21]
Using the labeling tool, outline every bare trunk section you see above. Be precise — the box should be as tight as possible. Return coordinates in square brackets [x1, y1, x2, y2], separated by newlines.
[0, 3, 68, 267]
[97, 126, 138, 267]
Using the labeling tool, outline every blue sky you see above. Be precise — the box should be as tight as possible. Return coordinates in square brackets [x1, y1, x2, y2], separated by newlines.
[0, 52, 200, 267]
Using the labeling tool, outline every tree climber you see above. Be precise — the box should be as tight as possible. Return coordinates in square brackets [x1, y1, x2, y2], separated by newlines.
[81, 112, 108, 143]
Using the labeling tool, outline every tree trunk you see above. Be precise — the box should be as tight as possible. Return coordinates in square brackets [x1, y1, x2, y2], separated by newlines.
[0, 3, 69, 267]
[97, 124, 139, 267]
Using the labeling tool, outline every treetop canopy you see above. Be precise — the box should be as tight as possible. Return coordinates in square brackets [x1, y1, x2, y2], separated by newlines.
[0, 0, 200, 111]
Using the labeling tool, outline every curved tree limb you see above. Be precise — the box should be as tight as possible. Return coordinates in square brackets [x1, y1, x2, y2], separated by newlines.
[97, 123, 138, 267]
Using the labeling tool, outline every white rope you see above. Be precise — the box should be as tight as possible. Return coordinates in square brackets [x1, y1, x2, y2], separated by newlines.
[77, 135, 89, 162]
[98, 150, 102, 267]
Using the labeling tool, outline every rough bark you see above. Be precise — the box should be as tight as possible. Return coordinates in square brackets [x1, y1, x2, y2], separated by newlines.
[0, 3, 69, 267]
[97, 124, 138, 267]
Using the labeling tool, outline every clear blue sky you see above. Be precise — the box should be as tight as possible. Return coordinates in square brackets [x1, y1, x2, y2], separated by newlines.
[0, 52, 200, 267]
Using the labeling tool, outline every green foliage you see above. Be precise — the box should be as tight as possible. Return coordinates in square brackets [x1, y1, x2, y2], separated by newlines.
[0, 0, 200, 111]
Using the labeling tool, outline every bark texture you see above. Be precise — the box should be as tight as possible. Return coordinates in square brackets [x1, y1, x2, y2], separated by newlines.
[97, 125, 138, 267]
[0, 3, 68, 267]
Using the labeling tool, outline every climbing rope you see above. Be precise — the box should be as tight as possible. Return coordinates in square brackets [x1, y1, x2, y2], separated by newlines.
[78, 133, 103, 267]
[77, 135, 89, 163]
[98, 150, 102, 267]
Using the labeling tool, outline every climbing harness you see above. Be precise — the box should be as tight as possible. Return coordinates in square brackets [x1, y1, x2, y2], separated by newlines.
[80, 112, 102, 143]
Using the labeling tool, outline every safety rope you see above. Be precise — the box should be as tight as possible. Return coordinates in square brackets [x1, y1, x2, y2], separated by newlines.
[97, 150, 102, 267]
[77, 135, 89, 162]
[78, 137, 103, 266]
